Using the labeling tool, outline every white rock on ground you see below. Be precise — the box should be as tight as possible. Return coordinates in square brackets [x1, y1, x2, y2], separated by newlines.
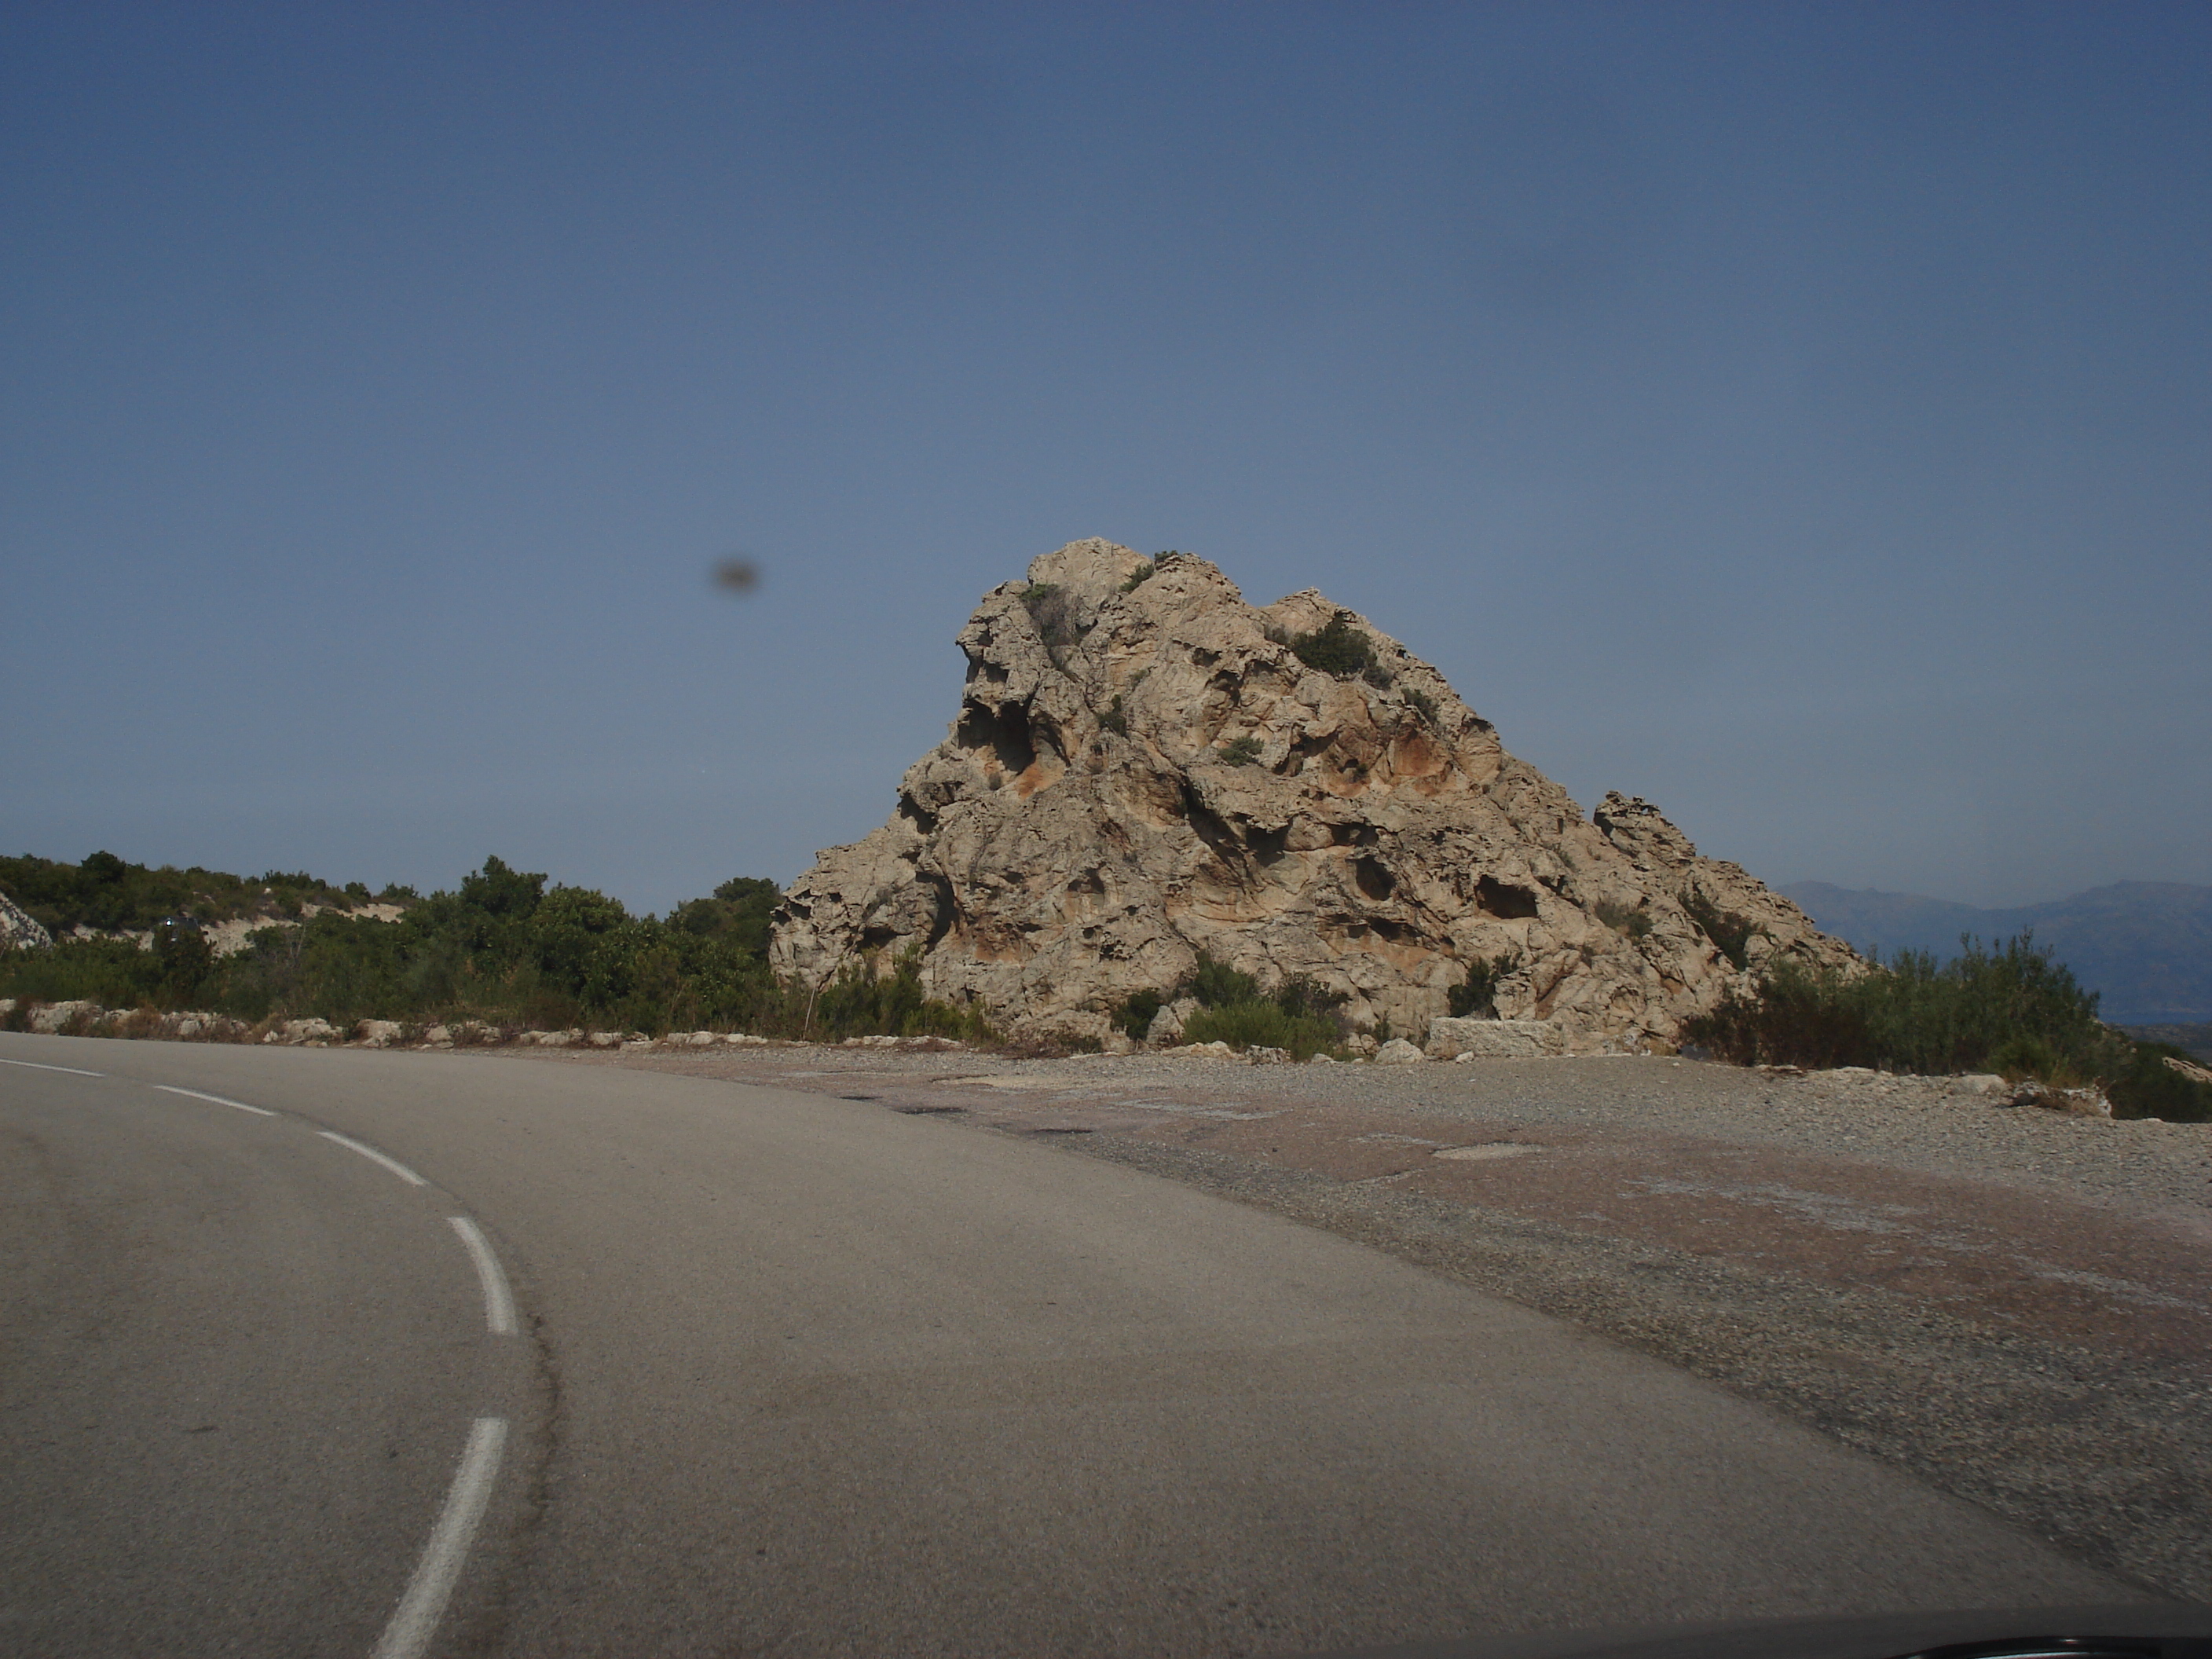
[1, 893, 53, 950]
[1426, 1016, 1569, 1059]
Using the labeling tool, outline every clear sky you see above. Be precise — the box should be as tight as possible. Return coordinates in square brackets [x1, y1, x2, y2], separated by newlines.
[5, 2, 2207, 914]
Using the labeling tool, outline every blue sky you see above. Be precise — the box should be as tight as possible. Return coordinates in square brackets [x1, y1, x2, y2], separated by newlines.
[4, 2, 2206, 914]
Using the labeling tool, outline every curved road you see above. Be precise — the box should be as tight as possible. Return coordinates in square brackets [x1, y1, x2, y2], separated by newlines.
[0, 1033, 2150, 1656]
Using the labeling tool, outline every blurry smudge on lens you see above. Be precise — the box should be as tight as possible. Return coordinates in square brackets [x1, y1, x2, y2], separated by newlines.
[713, 558, 761, 594]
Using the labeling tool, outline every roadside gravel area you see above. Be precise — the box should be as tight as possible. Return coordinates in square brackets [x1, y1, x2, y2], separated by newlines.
[511, 1042, 2212, 1602]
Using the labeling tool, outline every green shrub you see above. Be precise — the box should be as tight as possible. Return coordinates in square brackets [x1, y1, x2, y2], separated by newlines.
[1158, 954, 1348, 1058]
[1681, 933, 2156, 1097]
[1020, 581, 1082, 650]
[1186, 950, 1260, 1009]
[1594, 899, 1654, 940]
[1273, 611, 1378, 679]
[1181, 998, 1339, 1060]
[1404, 687, 1438, 725]
[800, 948, 993, 1043]
[1218, 734, 1264, 767]
[1448, 954, 1518, 1018]
[0, 848, 364, 936]
[1683, 888, 1761, 970]
[2108, 1043, 2212, 1122]
[1119, 561, 1155, 592]
[1273, 973, 1349, 1022]
[1111, 987, 1164, 1038]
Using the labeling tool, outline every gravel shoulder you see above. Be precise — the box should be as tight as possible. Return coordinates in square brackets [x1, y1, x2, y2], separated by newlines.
[505, 1042, 2212, 1602]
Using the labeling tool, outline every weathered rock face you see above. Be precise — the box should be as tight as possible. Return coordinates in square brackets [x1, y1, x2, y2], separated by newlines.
[1, 892, 53, 950]
[770, 540, 1858, 1049]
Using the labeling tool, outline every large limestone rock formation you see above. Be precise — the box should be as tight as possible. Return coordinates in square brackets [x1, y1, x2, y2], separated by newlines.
[771, 540, 1857, 1049]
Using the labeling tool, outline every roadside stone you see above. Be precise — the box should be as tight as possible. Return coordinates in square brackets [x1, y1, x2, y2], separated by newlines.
[1426, 1016, 1568, 1060]
[355, 1020, 405, 1047]
[31, 1001, 100, 1034]
[2007, 1080, 2113, 1118]
[1375, 1037, 1426, 1065]
[1950, 1073, 2009, 1097]
[1163, 1040, 1237, 1060]
[1146, 998, 1202, 1046]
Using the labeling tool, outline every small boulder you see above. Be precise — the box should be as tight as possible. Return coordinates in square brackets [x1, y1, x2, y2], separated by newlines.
[1146, 998, 1202, 1046]
[1426, 1018, 1566, 1059]
[2005, 1080, 2113, 1118]
[1166, 1040, 1236, 1060]
[1375, 1037, 1426, 1065]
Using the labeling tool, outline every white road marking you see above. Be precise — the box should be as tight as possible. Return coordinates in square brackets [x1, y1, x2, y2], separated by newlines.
[153, 1084, 276, 1117]
[370, 1415, 507, 1659]
[448, 1217, 518, 1335]
[0, 1056, 105, 1076]
[317, 1130, 427, 1186]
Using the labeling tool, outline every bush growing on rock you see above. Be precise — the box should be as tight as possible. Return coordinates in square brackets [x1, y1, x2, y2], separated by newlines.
[1267, 610, 1378, 679]
[1448, 954, 1518, 1019]
[1170, 951, 1346, 1060]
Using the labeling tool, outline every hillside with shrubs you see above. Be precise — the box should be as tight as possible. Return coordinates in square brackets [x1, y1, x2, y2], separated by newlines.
[0, 851, 983, 1044]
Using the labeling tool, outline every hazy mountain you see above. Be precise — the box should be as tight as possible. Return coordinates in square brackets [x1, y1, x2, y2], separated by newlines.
[1780, 880, 2212, 1025]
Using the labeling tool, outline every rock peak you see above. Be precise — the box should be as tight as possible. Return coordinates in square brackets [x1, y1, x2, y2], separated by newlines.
[770, 541, 1854, 1049]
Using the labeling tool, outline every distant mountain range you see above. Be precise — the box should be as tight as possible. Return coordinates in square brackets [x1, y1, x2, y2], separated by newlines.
[1780, 880, 2212, 1027]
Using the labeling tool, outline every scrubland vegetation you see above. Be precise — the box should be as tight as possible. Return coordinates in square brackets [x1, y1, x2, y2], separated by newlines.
[1112, 952, 1349, 1060]
[1686, 933, 2212, 1121]
[0, 851, 985, 1044]
[5, 851, 2207, 1115]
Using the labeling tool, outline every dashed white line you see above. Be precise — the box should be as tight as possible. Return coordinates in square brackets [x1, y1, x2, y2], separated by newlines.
[152, 1084, 276, 1117]
[448, 1217, 518, 1335]
[317, 1130, 427, 1186]
[370, 1415, 507, 1659]
[0, 1056, 105, 1076]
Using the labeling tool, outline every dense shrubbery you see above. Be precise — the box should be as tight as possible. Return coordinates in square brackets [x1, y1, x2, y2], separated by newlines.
[0, 854, 988, 1044]
[1163, 951, 1348, 1060]
[1268, 611, 1377, 679]
[1448, 954, 1517, 1018]
[0, 848, 396, 935]
[1683, 933, 2211, 1122]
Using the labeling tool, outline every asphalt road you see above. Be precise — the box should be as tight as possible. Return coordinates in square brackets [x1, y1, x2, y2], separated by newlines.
[0, 1034, 2155, 1657]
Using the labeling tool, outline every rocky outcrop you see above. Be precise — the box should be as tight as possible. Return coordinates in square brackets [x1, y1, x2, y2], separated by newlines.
[770, 540, 1859, 1049]
[1, 892, 52, 950]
